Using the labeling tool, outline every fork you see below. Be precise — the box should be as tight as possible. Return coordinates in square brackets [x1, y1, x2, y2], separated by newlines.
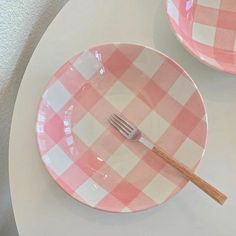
[109, 114, 227, 205]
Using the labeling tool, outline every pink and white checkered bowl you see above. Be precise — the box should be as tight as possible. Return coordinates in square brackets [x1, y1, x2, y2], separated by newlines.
[166, 0, 236, 74]
[36, 43, 207, 212]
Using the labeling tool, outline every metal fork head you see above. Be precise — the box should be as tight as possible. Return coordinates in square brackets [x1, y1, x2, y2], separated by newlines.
[109, 114, 141, 140]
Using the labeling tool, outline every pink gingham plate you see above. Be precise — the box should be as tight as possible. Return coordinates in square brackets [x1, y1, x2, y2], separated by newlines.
[36, 43, 207, 212]
[166, 0, 236, 74]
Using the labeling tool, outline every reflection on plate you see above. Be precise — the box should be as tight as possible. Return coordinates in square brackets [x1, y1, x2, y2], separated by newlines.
[36, 43, 207, 212]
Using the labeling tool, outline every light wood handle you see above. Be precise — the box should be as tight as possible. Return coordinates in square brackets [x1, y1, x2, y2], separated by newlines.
[152, 147, 227, 205]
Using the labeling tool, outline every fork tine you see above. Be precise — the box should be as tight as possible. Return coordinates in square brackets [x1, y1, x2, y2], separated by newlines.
[111, 116, 132, 133]
[109, 117, 129, 136]
[110, 116, 130, 134]
[113, 114, 134, 130]
[112, 114, 133, 130]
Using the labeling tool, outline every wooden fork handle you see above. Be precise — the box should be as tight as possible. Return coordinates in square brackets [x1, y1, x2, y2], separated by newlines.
[152, 147, 227, 205]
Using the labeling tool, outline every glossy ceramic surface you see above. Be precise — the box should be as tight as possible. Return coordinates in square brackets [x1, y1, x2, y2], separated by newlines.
[36, 43, 207, 212]
[166, 0, 236, 74]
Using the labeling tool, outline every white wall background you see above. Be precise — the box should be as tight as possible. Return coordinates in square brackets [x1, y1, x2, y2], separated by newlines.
[0, 1, 68, 235]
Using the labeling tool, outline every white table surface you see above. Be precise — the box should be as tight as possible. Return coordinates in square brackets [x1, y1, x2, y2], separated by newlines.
[9, 0, 236, 235]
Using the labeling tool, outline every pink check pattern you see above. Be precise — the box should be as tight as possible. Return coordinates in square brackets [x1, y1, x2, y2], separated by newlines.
[36, 43, 207, 212]
[166, 0, 236, 74]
